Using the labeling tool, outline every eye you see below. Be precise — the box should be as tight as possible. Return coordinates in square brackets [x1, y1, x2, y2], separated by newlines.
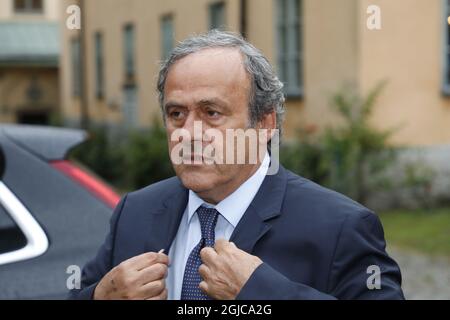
[206, 110, 221, 118]
[169, 111, 183, 120]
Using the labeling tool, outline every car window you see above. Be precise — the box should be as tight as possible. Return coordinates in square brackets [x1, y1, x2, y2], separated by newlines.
[0, 202, 27, 254]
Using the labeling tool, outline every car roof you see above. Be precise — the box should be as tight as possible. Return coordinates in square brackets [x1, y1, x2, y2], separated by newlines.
[0, 124, 87, 161]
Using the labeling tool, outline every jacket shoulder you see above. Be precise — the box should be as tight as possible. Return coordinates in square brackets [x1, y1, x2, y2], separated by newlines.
[125, 176, 184, 206]
[283, 169, 374, 221]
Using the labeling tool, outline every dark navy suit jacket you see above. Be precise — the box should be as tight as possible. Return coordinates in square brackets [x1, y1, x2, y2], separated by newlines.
[70, 165, 404, 299]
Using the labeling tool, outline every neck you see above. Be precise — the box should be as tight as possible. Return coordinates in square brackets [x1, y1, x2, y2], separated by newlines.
[196, 162, 262, 205]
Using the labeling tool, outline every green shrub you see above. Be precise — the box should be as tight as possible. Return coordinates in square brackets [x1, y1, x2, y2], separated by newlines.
[320, 82, 396, 203]
[282, 82, 397, 205]
[70, 119, 174, 192]
[124, 120, 175, 190]
[70, 126, 124, 186]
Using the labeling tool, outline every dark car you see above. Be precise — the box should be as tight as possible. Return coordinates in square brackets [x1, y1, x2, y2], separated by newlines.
[0, 124, 120, 299]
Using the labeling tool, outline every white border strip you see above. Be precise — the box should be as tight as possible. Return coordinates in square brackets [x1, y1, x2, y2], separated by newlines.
[0, 181, 49, 265]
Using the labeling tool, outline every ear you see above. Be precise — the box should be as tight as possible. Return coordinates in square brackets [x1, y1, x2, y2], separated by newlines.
[258, 110, 277, 144]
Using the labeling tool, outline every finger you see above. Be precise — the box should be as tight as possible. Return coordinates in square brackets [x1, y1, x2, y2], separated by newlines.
[214, 239, 230, 252]
[124, 252, 169, 271]
[140, 279, 166, 298]
[134, 252, 169, 271]
[138, 263, 168, 284]
[198, 264, 211, 281]
[159, 249, 171, 266]
[199, 281, 209, 295]
[200, 246, 218, 265]
[147, 288, 168, 300]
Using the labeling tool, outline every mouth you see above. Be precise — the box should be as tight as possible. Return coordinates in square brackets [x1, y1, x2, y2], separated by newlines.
[181, 154, 209, 164]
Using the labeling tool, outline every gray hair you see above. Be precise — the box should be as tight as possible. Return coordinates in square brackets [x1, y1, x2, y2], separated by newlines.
[157, 29, 285, 137]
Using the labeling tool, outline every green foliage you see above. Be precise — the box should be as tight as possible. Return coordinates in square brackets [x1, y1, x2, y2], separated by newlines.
[124, 120, 175, 190]
[320, 82, 396, 203]
[70, 126, 124, 186]
[281, 82, 396, 204]
[280, 127, 326, 184]
[70, 118, 174, 192]
[401, 161, 437, 209]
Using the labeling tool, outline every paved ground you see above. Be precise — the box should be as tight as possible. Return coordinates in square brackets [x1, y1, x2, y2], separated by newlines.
[387, 246, 450, 299]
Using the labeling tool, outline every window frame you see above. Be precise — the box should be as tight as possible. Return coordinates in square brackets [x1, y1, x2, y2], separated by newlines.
[275, 0, 303, 98]
[13, 0, 44, 14]
[442, 0, 450, 96]
[71, 37, 81, 98]
[94, 31, 105, 100]
[123, 23, 136, 82]
[160, 14, 175, 60]
[209, 1, 226, 30]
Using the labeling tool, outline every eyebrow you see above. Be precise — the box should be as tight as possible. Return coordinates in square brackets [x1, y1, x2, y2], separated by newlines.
[164, 97, 231, 113]
[164, 101, 186, 113]
[197, 98, 229, 111]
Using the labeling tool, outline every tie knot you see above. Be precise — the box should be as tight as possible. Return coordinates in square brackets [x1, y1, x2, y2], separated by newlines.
[196, 206, 219, 243]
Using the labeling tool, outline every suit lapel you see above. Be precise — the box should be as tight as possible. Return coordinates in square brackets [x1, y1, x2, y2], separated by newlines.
[144, 178, 188, 254]
[230, 165, 288, 253]
[145, 165, 288, 255]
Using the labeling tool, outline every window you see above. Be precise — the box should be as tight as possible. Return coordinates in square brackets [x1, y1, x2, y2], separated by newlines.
[123, 24, 136, 79]
[95, 32, 104, 99]
[71, 38, 81, 97]
[443, 0, 450, 95]
[209, 2, 226, 30]
[0, 203, 26, 255]
[276, 0, 302, 97]
[14, 0, 43, 14]
[161, 15, 174, 60]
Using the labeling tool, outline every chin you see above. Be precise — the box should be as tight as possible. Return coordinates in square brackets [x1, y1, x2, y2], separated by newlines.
[176, 166, 219, 193]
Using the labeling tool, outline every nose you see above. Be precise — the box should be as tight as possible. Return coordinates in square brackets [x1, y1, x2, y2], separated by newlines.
[182, 112, 204, 143]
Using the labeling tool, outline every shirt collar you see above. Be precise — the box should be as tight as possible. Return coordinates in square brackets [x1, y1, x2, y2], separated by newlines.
[187, 150, 270, 227]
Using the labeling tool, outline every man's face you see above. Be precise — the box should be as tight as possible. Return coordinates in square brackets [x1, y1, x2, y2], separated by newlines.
[163, 48, 262, 202]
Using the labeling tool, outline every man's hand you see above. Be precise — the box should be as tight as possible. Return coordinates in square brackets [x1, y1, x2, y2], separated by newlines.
[93, 251, 169, 300]
[199, 239, 263, 300]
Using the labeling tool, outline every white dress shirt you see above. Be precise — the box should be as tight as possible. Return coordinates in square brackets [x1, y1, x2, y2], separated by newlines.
[166, 151, 270, 300]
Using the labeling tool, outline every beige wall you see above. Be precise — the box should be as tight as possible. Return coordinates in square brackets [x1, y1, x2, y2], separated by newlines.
[60, 0, 450, 146]
[61, 0, 305, 130]
[62, 0, 245, 126]
[0, 0, 12, 19]
[359, 0, 450, 146]
[299, 0, 359, 137]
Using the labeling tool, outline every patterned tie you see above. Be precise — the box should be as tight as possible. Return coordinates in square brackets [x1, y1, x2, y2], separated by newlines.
[181, 206, 219, 300]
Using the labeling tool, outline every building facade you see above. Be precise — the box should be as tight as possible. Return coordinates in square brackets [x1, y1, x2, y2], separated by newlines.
[60, 0, 450, 147]
[0, 0, 61, 125]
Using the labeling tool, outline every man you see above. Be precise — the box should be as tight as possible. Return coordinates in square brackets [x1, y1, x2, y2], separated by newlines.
[70, 30, 404, 300]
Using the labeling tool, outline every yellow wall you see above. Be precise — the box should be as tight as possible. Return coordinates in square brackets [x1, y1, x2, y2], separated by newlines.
[359, 0, 450, 146]
[78, 0, 243, 127]
[59, 0, 450, 146]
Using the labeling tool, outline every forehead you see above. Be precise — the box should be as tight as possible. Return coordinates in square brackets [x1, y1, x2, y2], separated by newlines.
[164, 47, 251, 96]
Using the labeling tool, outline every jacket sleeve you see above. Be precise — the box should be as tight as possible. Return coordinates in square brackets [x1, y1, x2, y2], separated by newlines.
[236, 212, 404, 300]
[67, 194, 128, 300]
